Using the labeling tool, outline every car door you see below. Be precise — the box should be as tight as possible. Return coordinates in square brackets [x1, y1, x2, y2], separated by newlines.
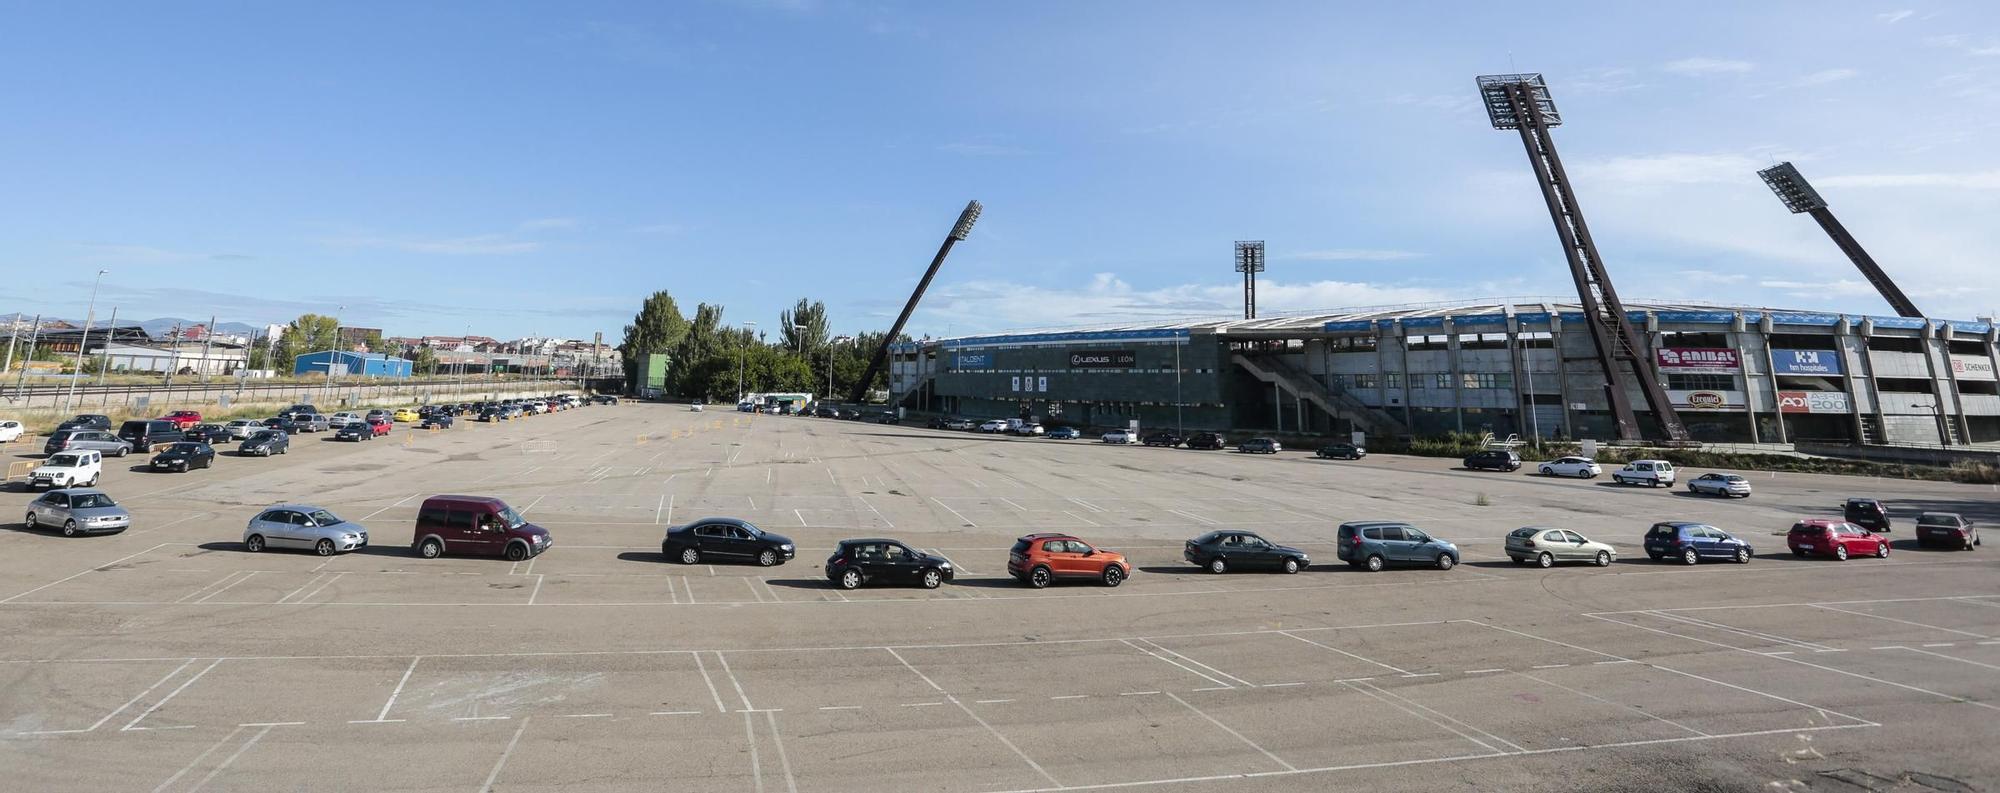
[694, 524, 732, 558]
[1373, 526, 1411, 562]
[258, 510, 299, 548]
[1558, 531, 1591, 561]
[445, 510, 487, 554]
[886, 543, 924, 582]
[1240, 535, 1278, 569]
[1700, 527, 1734, 559]
[40, 492, 70, 525]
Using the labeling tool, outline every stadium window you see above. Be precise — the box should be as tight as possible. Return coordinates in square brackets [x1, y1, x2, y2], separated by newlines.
[1665, 374, 1734, 391]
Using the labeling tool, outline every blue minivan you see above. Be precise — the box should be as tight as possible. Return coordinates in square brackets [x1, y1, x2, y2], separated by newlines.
[1643, 521, 1754, 565]
[1336, 521, 1461, 571]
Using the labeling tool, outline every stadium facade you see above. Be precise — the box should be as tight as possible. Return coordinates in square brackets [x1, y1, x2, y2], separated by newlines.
[888, 301, 2000, 446]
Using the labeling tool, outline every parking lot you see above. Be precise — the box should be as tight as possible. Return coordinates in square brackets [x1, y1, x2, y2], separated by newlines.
[1, 403, 1995, 791]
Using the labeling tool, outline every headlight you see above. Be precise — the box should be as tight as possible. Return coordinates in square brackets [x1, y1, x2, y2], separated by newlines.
[780, 543, 794, 551]
[939, 561, 953, 569]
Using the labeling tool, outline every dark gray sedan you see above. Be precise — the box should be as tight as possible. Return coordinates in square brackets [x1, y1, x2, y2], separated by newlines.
[24, 489, 131, 536]
[1183, 530, 1309, 574]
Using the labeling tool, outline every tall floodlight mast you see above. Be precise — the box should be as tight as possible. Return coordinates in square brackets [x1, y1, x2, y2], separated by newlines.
[850, 200, 981, 405]
[1756, 162, 1922, 318]
[1475, 73, 1688, 443]
[1233, 241, 1265, 320]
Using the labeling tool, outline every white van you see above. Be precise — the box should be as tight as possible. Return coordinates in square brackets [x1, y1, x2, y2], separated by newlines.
[1612, 460, 1677, 488]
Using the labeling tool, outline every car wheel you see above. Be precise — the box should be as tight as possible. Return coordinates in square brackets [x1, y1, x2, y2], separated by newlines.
[1540, 466, 1553, 476]
[87, 474, 99, 487]
[1681, 548, 1700, 566]
[1364, 554, 1385, 572]
[756, 549, 779, 567]
[838, 569, 862, 590]
[1028, 566, 1052, 589]
[1207, 558, 1228, 574]
[1791, 549, 1805, 558]
[419, 538, 443, 559]
[246, 534, 265, 552]
[1833, 545, 1849, 561]
[1536, 552, 1553, 569]
[679, 547, 700, 565]
[1595, 550, 1611, 567]
[920, 568, 942, 589]
[316, 539, 336, 557]
[115, 447, 128, 457]
[178, 462, 188, 472]
[1687, 484, 1697, 493]
[1875, 542, 1889, 558]
[1281, 557, 1301, 574]
[1436, 554, 1456, 571]
[504, 543, 528, 562]
[1736, 548, 1752, 564]
[1101, 565, 1125, 587]
[24, 512, 37, 529]
[62, 519, 78, 537]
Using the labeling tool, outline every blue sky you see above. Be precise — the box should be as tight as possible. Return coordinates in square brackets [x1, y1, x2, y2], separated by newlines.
[3, 1, 1997, 340]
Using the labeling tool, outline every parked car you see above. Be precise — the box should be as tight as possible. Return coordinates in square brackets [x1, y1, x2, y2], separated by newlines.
[869, 411, 900, 424]
[239, 430, 290, 456]
[0, 419, 23, 443]
[243, 504, 367, 556]
[1101, 430, 1137, 444]
[1612, 460, 1677, 487]
[56, 414, 113, 433]
[1687, 472, 1752, 498]
[689, 403, 705, 413]
[1537, 457, 1600, 478]
[223, 419, 264, 440]
[280, 403, 320, 418]
[334, 421, 374, 441]
[1142, 432, 1184, 448]
[261, 416, 299, 434]
[393, 408, 422, 422]
[1335, 521, 1460, 571]
[28, 451, 102, 490]
[367, 418, 392, 437]
[1505, 527, 1615, 567]
[925, 416, 958, 429]
[365, 409, 393, 425]
[293, 414, 331, 433]
[1915, 512, 1978, 550]
[1643, 521, 1753, 564]
[1007, 422, 1042, 435]
[1183, 530, 1308, 574]
[1843, 498, 1892, 533]
[150, 442, 215, 472]
[44, 429, 132, 457]
[1046, 426, 1081, 440]
[419, 413, 453, 430]
[1463, 449, 1521, 472]
[161, 410, 202, 430]
[412, 495, 551, 560]
[181, 424, 231, 444]
[661, 517, 795, 567]
[478, 407, 504, 422]
[117, 419, 184, 451]
[977, 419, 1009, 433]
[823, 538, 956, 590]
[329, 412, 363, 426]
[1184, 432, 1227, 450]
[1237, 437, 1282, 454]
[24, 488, 128, 536]
[1787, 519, 1889, 561]
[944, 418, 977, 431]
[1316, 443, 1366, 460]
[1006, 533, 1130, 588]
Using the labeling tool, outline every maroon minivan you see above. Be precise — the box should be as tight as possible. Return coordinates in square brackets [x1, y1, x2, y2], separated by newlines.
[412, 495, 552, 561]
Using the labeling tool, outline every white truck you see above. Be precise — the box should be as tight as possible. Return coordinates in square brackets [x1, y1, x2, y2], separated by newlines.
[30, 450, 103, 490]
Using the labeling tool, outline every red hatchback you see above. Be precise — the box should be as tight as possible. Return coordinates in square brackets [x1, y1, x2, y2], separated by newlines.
[367, 417, 392, 437]
[1787, 519, 1889, 561]
[162, 410, 202, 429]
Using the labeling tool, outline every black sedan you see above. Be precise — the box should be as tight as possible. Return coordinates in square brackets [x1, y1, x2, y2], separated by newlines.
[824, 539, 955, 590]
[1316, 443, 1366, 460]
[261, 416, 299, 434]
[1184, 530, 1309, 574]
[334, 421, 373, 441]
[1141, 432, 1184, 448]
[662, 517, 795, 567]
[239, 430, 290, 456]
[1463, 450, 1522, 471]
[420, 413, 454, 430]
[182, 424, 232, 444]
[1184, 432, 1227, 450]
[150, 442, 216, 472]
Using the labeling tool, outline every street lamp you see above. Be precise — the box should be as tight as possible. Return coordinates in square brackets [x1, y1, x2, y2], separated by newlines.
[62, 269, 108, 414]
[737, 321, 757, 403]
[827, 335, 853, 402]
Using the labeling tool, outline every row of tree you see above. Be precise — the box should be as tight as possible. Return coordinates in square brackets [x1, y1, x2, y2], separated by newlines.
[618, 291, 900, 402]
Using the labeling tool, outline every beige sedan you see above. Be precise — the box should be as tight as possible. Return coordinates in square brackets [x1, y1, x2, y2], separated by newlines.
[1505, 527, 1616, 568]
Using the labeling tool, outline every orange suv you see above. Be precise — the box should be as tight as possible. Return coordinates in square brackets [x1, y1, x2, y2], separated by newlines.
[1008, 533, 1130, 588]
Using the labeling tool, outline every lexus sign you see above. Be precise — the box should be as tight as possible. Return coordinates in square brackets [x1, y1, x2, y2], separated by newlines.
[1068, 350, 1136, 368]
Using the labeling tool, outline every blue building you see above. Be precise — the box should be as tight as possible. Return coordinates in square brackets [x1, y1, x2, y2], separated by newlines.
[293, 350, 414, 378]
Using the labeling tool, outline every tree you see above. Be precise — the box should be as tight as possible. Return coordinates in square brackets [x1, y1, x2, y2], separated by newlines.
[274, 314, 341, 375]
[409, 346, 440, 376]
[670, 303, 726, 393]
[356, 329, 387, 353]
[778, 299, 829, 358]
[619, 291, 690, 392]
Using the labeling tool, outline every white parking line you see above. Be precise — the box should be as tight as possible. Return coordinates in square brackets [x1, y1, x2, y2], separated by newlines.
[1809, 603, 1993, 640]
[715, 651, 756, 712]
[189, 724, 275, 791]
[26, 658, 197, 735]
[1278, 630, 1412, 676]
[124, 658, 226, 731]
[1, 543, 171, 604]
[1166, 690, 1295, 771]
[478, 717, 531, 793]
[1121, 639, 1236, 689]
[196, 572, 258, 604]
[932, 498, 978, 527]
[149, 724, 245, 793]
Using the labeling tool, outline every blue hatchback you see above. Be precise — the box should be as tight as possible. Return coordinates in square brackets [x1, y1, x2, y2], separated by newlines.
[1644, 521, 1754, 565]
[1336, 521, 1461, 572]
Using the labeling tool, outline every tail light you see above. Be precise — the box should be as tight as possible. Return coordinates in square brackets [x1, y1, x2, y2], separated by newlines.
[1521, 539, 1536, 548]
[1351, 533, 1364, 547]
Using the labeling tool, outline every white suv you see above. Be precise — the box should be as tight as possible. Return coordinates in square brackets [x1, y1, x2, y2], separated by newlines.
[30, 450, 103, 490]
[1612, 460, 1677, 488]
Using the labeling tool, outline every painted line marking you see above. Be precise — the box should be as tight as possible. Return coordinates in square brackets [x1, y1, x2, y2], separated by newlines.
[25, 658, 197, 735]
[1279, 630, 1412, 675]
[932, 498, 978, 527]
[478, 717, 531, 793]
[1166, 690, 1296, 771]
[374, 656, 422, 722]
[453, 716, 511, 721]
[123, 658, 225, 731]
[149, 725, 247, 793]
[651, 710, 703, 716]
[1119, 690, 1161, 696]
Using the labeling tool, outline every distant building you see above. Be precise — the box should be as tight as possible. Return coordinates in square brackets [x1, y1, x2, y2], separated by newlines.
[293, 350, 413, 379]
[337, 326, 382, 351]
[101, 341, 248, 375]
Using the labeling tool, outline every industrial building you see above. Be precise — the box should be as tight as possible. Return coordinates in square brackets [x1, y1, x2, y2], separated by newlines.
[293, 350, 414, 379]
[888, 301, 2000, 447]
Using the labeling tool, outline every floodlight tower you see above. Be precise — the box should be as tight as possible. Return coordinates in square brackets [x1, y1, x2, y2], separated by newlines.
[1234, 241, 1265, 320]
[1475, 73, 1688, 443]
[850, 200, 981, 405]
[1756, 162, 1922, 318]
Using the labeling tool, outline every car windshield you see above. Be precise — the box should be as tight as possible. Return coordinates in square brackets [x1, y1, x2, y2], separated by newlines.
[499, 506, 526, 529]
[70, 493, 116, 509]
[168, 443, 198, 452]
[308, 510, 342, 526]
[1917, 515, 1956, 526]
[249, 432, 274, 441]
[46, 454, 82, 467]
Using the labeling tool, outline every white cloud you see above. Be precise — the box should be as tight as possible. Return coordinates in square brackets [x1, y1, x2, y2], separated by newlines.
[1676, 269, 1748, 284]
[1277, 249, 1424, 262]
[1795, 68, 1859, 86]
[1663, 57, 1756, 75]
[1572, 153, 1776, 187]
[1815, 170, 2000, 190]
[1567, 67, 1645, 95]
[1878, 10, 1914, 23]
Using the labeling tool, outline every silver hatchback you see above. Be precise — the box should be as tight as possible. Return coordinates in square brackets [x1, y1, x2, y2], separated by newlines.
[25, 488, 131, 536]
[243, 504, 368, 555]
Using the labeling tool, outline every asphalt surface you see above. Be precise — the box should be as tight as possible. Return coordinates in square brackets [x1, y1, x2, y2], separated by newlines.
[0, 404, 1995, 792]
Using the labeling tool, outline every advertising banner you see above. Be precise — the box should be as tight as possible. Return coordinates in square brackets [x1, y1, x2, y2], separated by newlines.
[1950, 355, 1996, 381]
[1037, 376, 1048, 392]
[1667, 389, 1745, 411]
[954, 352, 992, 369]
[1010, 376, 1021, 392]
[1068, 350, 1137, 368]
[1655, 348, 1741, 373]
[1771, 349, 1844, 376]
[1778, 391, 1852, 414]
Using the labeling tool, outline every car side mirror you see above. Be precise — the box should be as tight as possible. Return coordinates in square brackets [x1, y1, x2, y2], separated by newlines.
[1084, 549, 1095, 556]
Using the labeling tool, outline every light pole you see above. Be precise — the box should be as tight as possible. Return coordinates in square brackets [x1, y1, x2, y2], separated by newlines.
[827, 335, 853, 403]
[737, 321, 757, 403]
[62, 269, 107, 413]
